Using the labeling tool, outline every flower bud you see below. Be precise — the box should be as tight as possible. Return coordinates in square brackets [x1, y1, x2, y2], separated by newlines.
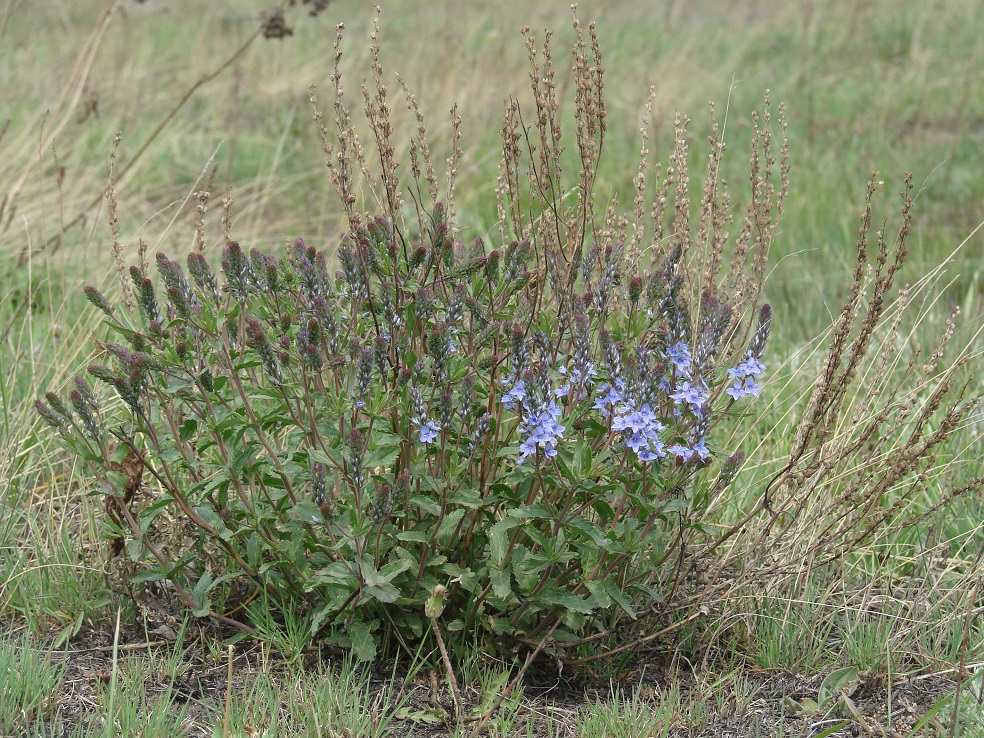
[425, 584, 447, 620]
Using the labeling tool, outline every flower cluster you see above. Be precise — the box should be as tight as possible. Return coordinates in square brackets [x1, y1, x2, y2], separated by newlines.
[725, 355, 766, 400]
[726, 304, 772, 401]
[667, 436, 711, 463]
[517, 398, 566, 462]
[612, 402, 666, 462]
[409, 386, 441, 445]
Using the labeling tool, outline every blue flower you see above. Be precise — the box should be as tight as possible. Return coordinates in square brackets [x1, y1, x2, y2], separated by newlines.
[726, 377, 761, 400]
[670, 379, 709, 409]
[592, 380, 625, 418]
[560, 362, 597, 386]
[667, 341, 692, 372]
[502, 379, 527, 409]
[637, 445, 665, 463]
[728, 356, 766, 380]
[419, 419, 441, 444]
[517, 399, 566, 463]
[668, 437, 711, 463]
[557, 362, 597, 401]
[725, 354, 766, 400]
[692, 437, 711, 462]
[613, 402, 666, 462]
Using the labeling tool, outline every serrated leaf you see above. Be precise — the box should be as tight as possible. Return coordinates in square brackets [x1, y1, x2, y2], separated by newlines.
[435, 508, 465, 543]
[507, 502, 552, 520]
[584, 580, 611, 608]
[190, 572, 213, 617]
[537, 588, 595, 614]
[195, 504, 232, 540]
[292, 500, 322, 524]
[362, 442, 400, 470]
[408, 495, 441, 516]
[129, 569, 166, 585]
[397, 529, 431, 543]
[489, 518, 521, 565]
[365, 583, 400, 603]
[490, 568, 512, 600]
[348, 620, 376, 662]
[606, 584, 638, 619]
[179, 417, 198, 443]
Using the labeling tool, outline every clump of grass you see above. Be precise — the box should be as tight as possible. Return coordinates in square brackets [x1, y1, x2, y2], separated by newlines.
[0, 634, 67, 734]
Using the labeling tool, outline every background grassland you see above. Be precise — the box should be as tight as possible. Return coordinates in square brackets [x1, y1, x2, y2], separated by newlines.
[1, 0, 982, 735]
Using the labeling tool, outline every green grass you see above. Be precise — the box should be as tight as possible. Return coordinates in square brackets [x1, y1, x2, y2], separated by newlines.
[1, 0, 982, 735]
[0, 633, 67, 734]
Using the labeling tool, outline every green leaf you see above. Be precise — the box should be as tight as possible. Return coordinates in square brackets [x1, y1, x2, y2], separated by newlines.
[348, 620, 376, 662]
[292, 500, 322, 524]
[359, 555, 409, 591]
[490, 568, 512, 600]
[190, 572, 214, 617]
[129, 569, 166, 585]
[537, 588, 595, 614]
[584, 580, 611, 608]
[247, 533, 262, 570]
[378, 558, 411, 580]
[488, 518, 521, 565]
[397, 529, 430, 544]
[365, 583, 400, 603]
[195, 504, 232, 540]
[565, 516, 611, 549]
[362, 439, 401, 470]
[179, 417, 198, 443]
[435, 508, 465, 544]
[818, 666, 860, 707]
[447, 486, 483, 509]
[408, 495, 441, 516]
[606, 584, 638, 619]
[507, 502, 552, 520]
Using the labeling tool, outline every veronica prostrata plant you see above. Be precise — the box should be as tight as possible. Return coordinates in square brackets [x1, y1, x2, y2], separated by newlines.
[37, 14, 787, 661]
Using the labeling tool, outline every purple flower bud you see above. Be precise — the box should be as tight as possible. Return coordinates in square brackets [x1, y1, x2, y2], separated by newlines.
[156, 252, 196, 319]
[311, 461, 329, 509]
[438, 391, 454, 429]
[221, 241, 252, 302]
[510, 323, 528, 376]
[44, 391, 71, 422]
[713, 449, 745, 494]
[187, 252, 220, 303]
[749, 303, 772, 361]
[409, 245, 428, 271]
[36, 399, 68, 432]
[469, 412, 492, 456]
[130, 267, 161, 328]
[70, 375, 101, 440]
[485, 249, 500, 282]
[246, 318, 282, 385]
[83, 286, 114, 318]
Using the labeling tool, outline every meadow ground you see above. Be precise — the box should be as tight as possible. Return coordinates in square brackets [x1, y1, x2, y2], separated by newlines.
[1, 1, 982, 735]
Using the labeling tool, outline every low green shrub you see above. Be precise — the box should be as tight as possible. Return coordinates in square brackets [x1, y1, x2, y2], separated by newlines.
[37, 17, 786, 660]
